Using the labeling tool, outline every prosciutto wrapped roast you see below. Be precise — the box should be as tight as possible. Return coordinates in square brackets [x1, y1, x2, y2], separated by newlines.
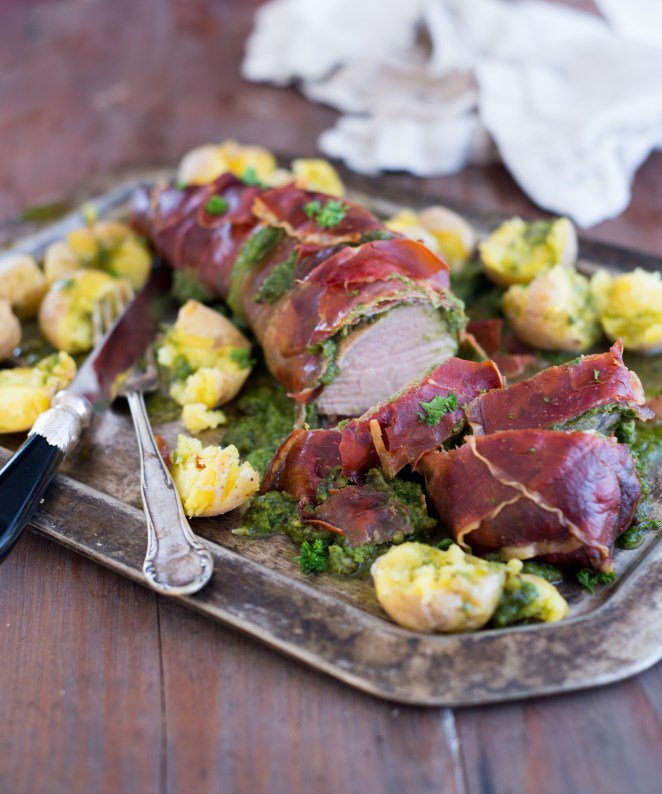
[132, 177, 464, 415]
[418, 430, 641, 571]
[464, 340, 653, 435]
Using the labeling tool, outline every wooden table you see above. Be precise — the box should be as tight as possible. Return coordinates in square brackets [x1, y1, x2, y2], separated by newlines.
[1, 2, 660, 792]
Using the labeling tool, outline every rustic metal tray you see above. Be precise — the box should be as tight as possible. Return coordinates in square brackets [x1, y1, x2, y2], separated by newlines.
[1, 165, 660, 706]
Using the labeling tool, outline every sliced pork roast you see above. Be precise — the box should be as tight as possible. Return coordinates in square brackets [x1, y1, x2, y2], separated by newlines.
[132, 179, 464, 416]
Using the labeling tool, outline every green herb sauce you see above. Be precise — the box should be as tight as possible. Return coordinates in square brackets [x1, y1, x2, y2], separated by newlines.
[171, 269, 214, 304]
[228, 226, 284, 316]
[253, 251, 298, 304]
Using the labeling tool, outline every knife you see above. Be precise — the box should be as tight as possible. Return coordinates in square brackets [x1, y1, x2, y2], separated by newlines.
[0, 264, 172, 561]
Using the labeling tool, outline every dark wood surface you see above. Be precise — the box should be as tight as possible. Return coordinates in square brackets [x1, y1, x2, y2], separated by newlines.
[1, 1, 661, 792]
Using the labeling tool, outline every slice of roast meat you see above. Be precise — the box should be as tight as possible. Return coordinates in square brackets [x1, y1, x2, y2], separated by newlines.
[418, 429, 641, 571]
[464, 340, 654, 436]
[339, 357, 504, 479]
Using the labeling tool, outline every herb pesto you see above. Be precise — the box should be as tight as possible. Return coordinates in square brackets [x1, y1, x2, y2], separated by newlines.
[227, 226, 284, 316]
[253, 251, 298, 303]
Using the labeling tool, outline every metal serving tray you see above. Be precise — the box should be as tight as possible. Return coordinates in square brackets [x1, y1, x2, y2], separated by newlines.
[1, 165, 659, 706]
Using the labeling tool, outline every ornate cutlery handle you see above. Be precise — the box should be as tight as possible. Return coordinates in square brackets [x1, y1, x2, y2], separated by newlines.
[125, 390, 213, 595]
[0, 392, 92, 561]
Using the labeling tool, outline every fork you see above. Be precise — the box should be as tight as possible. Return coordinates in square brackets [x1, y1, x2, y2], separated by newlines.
[93, 294, 214, 595]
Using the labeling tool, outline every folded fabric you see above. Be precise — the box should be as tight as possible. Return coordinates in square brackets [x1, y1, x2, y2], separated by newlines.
[243, 0, 662, 227]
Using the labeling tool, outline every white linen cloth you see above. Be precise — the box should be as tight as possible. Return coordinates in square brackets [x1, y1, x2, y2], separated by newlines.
[242, 0, 662, 227]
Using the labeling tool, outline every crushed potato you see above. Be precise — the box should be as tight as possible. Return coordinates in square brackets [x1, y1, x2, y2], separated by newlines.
[0, 253, 47, 319]
[39, 270, 131, 354]
[371, 543, 507, 632]
[0, 352, 76, 433]
[479, 217, 577, 286]
[181, 403, 227, 434]
[386, 206, 476, 268]
[0, 299, 21, 360]
[170, 434, 259, 517]
[503, 265, 601, 352]
[591, 268, 662, 353]
[385, 210, 439, 253]
[177, 140, 277, 186]
[157, 300, 252, 408]
[371, 542, 568, 632]
[62, 220, 151, 290]
[291, 158, 345, 196]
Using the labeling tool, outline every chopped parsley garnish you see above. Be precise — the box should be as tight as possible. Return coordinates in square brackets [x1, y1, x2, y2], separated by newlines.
[171, 269, 214, 304]
[521, 561, 563, 584]
[253, 251, 298, 303]
[529, 447, 537, 454]
[417, 393, 459, 425]
[576, 568, 617, 594]
[297, 539, 329, 574]
[230, 348, 255, 370]
[304, 198, 349, 228]
[593, 368, 602, 383]
[241, 167, 266, 188]
[205, 195, 229, 215]
[436, 538, 454, 551]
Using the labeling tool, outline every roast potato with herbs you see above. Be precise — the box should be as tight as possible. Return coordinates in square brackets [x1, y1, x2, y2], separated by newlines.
[479, 217, 577, 286]
[0, 299, 21, 360]
[38, 270, 131, 354]
[590, 268, 662, 353]
[177, 140, 277, 186]
[0, 253, 47, 319]
[157, 300, 252, 408]
[0, 352, 76, 433]
[503, 265, 601, 352]
[169, 435, 259, 517]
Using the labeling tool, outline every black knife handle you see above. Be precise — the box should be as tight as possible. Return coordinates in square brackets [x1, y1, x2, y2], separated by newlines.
[0, 434, 64, 560]
[0, 390, 92, 562]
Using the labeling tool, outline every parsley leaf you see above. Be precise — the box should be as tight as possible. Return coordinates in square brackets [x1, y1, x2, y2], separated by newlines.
[417, 393, 459, 425]
[297, 538, 329, 574]
[304, 198, 349, 228]
[230, 348, 255, 370]
[205, 195, 229, 215]
[576, 568, 617, 594]
[241, 167, 266, 188]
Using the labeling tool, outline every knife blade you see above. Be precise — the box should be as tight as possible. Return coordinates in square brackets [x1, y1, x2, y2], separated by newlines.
[0, 262, 173, 561]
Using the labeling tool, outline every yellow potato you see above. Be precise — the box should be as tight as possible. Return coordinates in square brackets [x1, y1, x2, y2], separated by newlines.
[503, 265, 601, 352]
[157, 300, 252, 407]
[494, 561, 569, 625]
[66, 220, 151, 290]
[0, 299, 21, 360]
[371, 542, 506, 633]
[385, 210, 439, 252]
[418, 206, 477, 269]
[0, 253, 47, 319]
[292, 158, 345, 196]
[181, 403, 227, 434]
[44, 241, 82, 285]
[177, 140, 277, 187]
[591, 268, 662, 353]
[39, 270, 131, 353]
[0, 352, 77, 433]
[479, 216, 578, 286]
[170, 434, 259, 517]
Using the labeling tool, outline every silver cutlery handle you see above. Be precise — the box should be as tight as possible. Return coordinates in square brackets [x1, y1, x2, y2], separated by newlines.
[126, 391, 213, 595]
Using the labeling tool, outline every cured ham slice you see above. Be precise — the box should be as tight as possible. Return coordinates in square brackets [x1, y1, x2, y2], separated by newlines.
[132, 179, 464, 414]
[418, 430, 641, 571]
[463, 318, 538, 378]
[339, 357, 504, 479]
[464, 340, 653, 435]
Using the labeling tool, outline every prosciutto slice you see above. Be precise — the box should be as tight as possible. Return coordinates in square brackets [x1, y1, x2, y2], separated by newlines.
[132, 178, 463, 412]
[418, 430, 641, 571]
[464, 341, 653, 435]
[339, 357, 504, 479]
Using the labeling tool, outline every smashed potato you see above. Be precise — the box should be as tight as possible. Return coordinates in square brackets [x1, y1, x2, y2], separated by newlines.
[0, 352, 76, 433]
[491, 561, 568, 626]
[43, 241, 81, 285]
[39, 270, 131, 353]
[591, 268, 662, 353]
[479, 217, 578, 286]
[0, 253, 47, 319]
[170, 435, 259, 517]
[503, 265, 601, 352]
[65, 220, 151, 290]
[157, 300, 252, 408]
[0, 300, 21, 361]
[371, 543, 507, 633]
[181, 403, 227, 434]
[385, 210, 439, 253]
[291, 158, 345, 196]
[386, 206, 476, 269]
[177, 140, 277, 186]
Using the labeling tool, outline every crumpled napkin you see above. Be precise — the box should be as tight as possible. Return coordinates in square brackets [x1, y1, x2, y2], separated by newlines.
[242, 0, 662, 227]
